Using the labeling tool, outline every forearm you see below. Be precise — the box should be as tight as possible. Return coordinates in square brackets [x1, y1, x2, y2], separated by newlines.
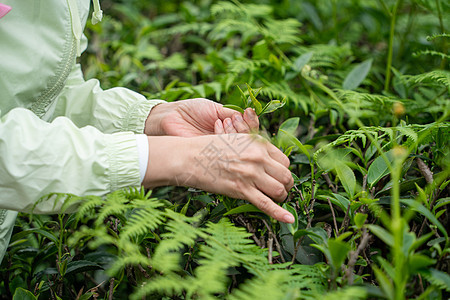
[0, 108, 141, 214]
[46, 64, 166, 134]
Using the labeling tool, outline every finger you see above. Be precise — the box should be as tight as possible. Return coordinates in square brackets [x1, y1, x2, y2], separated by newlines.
[255, 173, 289, 202]
[243, 108, 259, 131]
[266, 143, 291, 168]
[216, 104, 243, 121]
[214, 119, 225, 134]
[224, 118, 237, 134]
[243, 187, 295, 223]
[232, 113, 251, 133]
[263, 159, 294, 192]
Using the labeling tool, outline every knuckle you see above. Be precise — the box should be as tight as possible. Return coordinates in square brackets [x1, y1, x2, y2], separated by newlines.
[273, 184, 287, 200]
[282, 155, 291, 168]
[256, 197, 271, 213]
[239, 126, 250, 133]
[288, 176, 294, 190]
[282, 170, 293, 186]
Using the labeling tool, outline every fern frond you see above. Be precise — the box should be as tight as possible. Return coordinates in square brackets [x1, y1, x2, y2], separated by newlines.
[229, 264, 328, 300]
[108, 254, 152, 276]
[150, 22, 212, 38]
[403, 70, 450, 88]
[123, 186, 152, 201]
[182, 218, 268, 298]
[201, 219, 267, 273]
[211, 1, 273, 19]
[151, 210, 202, 273]
[120, 204, 165, 239]
[294, 44, 352, 70]
[228, 271, 294, 300]
[74, 196, 104, 220]
[413, 49, 450, 60]
[422, 268, 450, 292]
[32, 193, 79, 215]
[427, 33, 450, 41]
[313, 125, 425, 162]
[131, 274, 187, 300]
[228, 58, 268, 74]
[321, 286, 368, 300]
[263, 19, 302, 45]
[94, 191, 129, 226]
[208, 19, 260, 42]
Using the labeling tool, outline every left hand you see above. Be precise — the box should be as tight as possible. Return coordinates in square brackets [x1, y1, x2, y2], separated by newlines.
[144, 98, 259, 137]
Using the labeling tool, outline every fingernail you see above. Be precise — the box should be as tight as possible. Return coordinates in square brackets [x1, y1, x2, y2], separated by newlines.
[249, 108, 257, 119]
[234, 114, 243, 123]
[283, 213, 295, 224]
[225, 118, 233, 128]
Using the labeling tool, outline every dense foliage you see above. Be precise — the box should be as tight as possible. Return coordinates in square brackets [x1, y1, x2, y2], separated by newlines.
[1, 0, 449, 299]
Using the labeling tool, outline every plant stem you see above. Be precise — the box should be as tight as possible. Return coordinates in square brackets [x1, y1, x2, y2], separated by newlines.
[327, 197, 339, 236]
[384, 0, 402, 92]
[435, 0, 444, 34]
[332, 0, 339, 44]
[434, 0, 447, 68]
[392, 157, 407, 300]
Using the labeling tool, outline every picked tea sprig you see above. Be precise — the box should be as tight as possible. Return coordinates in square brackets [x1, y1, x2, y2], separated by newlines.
[224, 84, 286, 116]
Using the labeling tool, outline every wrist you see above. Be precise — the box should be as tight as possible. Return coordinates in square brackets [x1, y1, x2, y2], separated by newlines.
[144, 102, 173, 136]
[143, 136, 195, 189]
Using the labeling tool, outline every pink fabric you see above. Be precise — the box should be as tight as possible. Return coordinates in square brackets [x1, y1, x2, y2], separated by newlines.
[0, 3, 11, 19]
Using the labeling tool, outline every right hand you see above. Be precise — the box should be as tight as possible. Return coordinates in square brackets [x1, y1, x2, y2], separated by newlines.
[144, 99, 259, 137]
[143, 134, 295, 223]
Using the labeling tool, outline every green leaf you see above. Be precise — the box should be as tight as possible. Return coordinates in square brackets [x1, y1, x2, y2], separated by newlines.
[367, 224, 394, 247]
[283, 203, 298, 235]
[180, 197, 191, 215]
[192, 84, 206, 98]
[223, 104, 245, 114]
[367, 150, 394, 187]
[433, 197, 450, 212]
[284, 146, 294, 157]
[343, 58, 373, 90]
[260, 99, 286, 115]
[335, 162, 356, 198]
[401, 199, 448, 240]
[237, 85, 248, 107]
[13, 288, 37, 300]
[330, 193, 350, 212]
[354, 213, 368, 228]
[223, 204, 262, 216]
[279, 117, 300, 135]
[408, 254, 436, 274]
[279, 129, 311, 160]
[372, 265, 394, 300]
[78, 292, 95, 300]
[327, 239, 351, 272]
[246, 84, 263, 114]
[10, 228, 59, 245]
[65, 260, 103, 276]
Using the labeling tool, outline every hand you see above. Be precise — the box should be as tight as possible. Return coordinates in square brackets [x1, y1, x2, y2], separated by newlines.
[144, 98, 259, 137]
[143, 134, 295, 223]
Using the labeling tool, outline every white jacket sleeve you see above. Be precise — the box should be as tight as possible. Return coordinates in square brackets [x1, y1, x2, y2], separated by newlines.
[0, 107, 142, 214]
[43, 63, 166, 135]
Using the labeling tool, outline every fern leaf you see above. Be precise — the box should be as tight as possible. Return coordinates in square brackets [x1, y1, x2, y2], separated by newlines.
[131, 275, 187, 300]
[404, 70, 450, 88]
